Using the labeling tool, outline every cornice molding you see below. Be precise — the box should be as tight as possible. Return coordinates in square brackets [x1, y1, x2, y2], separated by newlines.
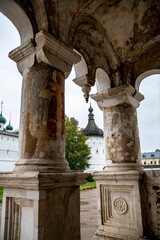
[9, 31, 81, 75]
[0, 172, 87, 190]
[73, 74, 91, 87]
[35, 31, 81, 66]
[91, 84, 144, 109]
[9, 39, 35, 63]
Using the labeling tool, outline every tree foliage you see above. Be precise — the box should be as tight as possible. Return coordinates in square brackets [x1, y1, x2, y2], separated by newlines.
[65, 116, 91, 171]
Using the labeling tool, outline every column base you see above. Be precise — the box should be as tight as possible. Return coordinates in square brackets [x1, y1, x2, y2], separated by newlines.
[93, 165, 147, 240]
[103, 162, 143, 172]
[0, 171, 87, 240]
[13, 157, 70, 173]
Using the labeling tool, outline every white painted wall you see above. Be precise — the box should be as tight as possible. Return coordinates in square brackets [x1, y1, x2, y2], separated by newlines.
[0, 123, 5, 131]
[86, 136, 106, 172]
[0, 132, 18, 172]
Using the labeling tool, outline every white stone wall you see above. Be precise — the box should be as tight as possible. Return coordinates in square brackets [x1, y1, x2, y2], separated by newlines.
[86, 136, 106, 172]
[0, 123, 4, 131]
[0, 132, 18, 172]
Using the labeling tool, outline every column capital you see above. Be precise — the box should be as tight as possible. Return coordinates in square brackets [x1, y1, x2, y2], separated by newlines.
[73, 74, 92, 102]
[91, 84, 144, 109]
[9, 30, 81, 75]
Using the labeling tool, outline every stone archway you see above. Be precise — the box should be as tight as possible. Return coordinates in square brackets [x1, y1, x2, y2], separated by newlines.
[0, 1, 160, 239]
[0, 0, 33, 43]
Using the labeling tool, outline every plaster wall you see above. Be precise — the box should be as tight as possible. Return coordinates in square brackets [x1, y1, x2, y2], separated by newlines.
[0, 124, 5, 131]
[0, 132, 18, 172]
[86, 136, 107, 172]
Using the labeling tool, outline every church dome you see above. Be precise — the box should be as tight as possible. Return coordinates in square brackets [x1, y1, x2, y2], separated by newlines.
[83, 104, 103, 137]
[0, 113, 6, 124]
[6, 122, 13, 131]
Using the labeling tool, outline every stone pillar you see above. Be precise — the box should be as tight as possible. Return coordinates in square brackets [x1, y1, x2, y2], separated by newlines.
[0, 31, 87, 240]
[103, 104, 141, 165]
[15, 65, 69, 173]
[91, 85, 148, 240]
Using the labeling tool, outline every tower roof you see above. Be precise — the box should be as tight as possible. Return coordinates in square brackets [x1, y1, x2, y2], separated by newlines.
[83, 104, 103, 137]
[0, 112, 6, 124]
[6, 122, 13, 131]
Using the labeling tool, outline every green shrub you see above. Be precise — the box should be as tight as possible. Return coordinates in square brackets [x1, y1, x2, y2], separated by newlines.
[0, 187, 3, 203]
[86, 173, 95, 182]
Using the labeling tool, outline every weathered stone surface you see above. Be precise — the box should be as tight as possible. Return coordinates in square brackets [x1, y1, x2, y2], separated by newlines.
[0, 173, 85, 240]
[93, 170, 145, 240]
[1, 1, 160, 240]
[103, 104, 141, 164]
[14, 64, 69, 173]
[141, 170, 160, 240]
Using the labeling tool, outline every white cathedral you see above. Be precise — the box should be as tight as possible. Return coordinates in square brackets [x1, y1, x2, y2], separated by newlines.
[0, 104, 19, 172]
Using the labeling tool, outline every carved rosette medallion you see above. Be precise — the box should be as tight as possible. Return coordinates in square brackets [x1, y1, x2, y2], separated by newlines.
[113, 197, 128, 214]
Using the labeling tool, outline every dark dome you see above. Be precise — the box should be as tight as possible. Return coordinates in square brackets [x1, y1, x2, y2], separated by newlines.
[83, 104, 103, 137]
[6, 122, 13, 131]
[0, 113, 6, 124]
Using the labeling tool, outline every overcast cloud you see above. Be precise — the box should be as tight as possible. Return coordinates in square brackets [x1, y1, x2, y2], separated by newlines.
[0, 13, 159, 153]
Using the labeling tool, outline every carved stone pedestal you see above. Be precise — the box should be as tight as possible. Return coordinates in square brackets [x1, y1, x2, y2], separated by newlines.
[0, 172, 86, 240]
[93, 164, 146, 240]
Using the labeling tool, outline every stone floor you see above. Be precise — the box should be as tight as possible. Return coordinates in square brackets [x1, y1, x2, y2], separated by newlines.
[80, 189, 98, 240]
[0, 188, 98, 240]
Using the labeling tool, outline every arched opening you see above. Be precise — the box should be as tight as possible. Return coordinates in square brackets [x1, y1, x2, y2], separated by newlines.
[65, 57, 104, 240]
[0, 13, 21, 172]
[137, 74, 160, 161]
[0, 0, 33, 43]
[135, 69, 160, 91]
[95, 68, 111, 93]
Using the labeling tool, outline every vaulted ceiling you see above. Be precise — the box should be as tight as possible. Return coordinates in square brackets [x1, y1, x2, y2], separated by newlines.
[1, 0, 160, 88]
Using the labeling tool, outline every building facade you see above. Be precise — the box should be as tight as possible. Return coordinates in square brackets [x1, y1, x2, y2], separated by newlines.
[0, 109, 18, 172]
[141, 151, 160, 166]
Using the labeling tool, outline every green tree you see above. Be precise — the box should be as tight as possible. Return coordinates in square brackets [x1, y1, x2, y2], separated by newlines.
[65, 116, 91, 171]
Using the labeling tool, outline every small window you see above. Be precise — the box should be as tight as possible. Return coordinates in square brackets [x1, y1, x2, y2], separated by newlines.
[144, 162, 146, 165]
[1, 137, 3, 139]
[151, 154, 155, 157]
[96, 149, 98, 154]
[7, 138, 9, 140]
[150, 161, 153, 165]
[13, 139, 14, 141]
[154, 161, 156, 164]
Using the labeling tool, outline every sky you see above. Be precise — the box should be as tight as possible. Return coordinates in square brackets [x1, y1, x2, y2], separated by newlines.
[0, 12, 160, 153]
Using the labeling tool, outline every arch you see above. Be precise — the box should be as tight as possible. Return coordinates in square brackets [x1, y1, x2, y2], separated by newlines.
[74, 51, 88, 78]
[135, 69, 160, 90]
[96, 68, 111, 93]
[0, 0, 33, 44]
[69, 13, 120, 86]
[137, 74, 160, 153]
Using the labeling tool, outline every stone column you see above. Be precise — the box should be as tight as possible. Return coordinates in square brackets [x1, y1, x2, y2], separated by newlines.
[15, 64, 69, 173]
[0, 31, 87, 240]
[91, 85, 148, 240]
[103, 103, 141, 166]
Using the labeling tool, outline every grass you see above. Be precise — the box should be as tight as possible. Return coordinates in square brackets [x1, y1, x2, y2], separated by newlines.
[0, 187, 3, 203]
[80, 181, 96, 191]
